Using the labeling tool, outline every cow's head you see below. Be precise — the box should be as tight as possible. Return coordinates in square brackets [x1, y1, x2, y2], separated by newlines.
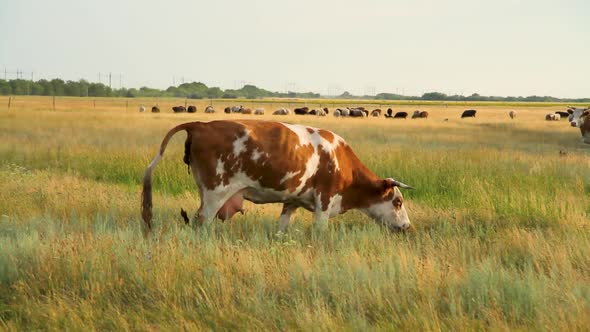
[364, 178, 413, 232]
[568, 108, 589, 127]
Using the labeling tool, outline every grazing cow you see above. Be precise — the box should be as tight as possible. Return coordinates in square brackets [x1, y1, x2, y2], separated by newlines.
[371, 109, 381, 117]
[509, 111, 516, 119]
[172, 106, 187, 113]
[333, 110, 341, 117]
[323, 107, 330, 115]
[254, 108, 265, 115]
[151, 106, 160, 113]
[412, 111, 428, 119]
[393, 112, 408, 119]
[231, 105, 243, 113]
[384, 108, 393, 118]
[554, 111, 569, 119]
[294, 107, 310, 115]
[139, 105, 146, 112]
[141, 120, 413, 235]
[224, 107, 231, 114]
[546, 113, 560, 121]
[461, 110, 477, 118]
[272, 108, 290, 115]
[339, 108, 350, 117]
[187, 105, 197, 113]
[242, 108, 253, 115]
[349, 109, 367, 117]
[309, 109, 318, 115]
[205, 106, 215, 113]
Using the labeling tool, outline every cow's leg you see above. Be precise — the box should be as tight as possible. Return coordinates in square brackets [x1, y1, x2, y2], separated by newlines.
[278, 204, 297, 232]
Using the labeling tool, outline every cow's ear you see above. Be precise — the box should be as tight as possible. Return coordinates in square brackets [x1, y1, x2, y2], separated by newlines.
[583, 110, 589, 117]
[567, 109, 574, 114]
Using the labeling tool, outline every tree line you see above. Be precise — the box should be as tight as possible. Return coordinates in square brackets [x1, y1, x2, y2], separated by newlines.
[0, 78, 588, 102]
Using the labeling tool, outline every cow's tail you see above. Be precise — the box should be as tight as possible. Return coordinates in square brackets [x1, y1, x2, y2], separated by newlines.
[141, 122, 195, 236]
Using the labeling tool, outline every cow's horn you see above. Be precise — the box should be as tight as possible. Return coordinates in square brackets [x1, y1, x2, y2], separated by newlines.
[388, 178, 415, 190]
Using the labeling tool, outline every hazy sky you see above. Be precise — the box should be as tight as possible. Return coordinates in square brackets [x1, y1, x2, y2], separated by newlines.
[1, 0, 588, 97]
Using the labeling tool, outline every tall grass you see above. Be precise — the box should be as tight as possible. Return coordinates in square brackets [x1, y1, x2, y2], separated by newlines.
[0, 98, 589, 330]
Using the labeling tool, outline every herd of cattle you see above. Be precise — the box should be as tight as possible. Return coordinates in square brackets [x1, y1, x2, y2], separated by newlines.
[139, 105, 482, 119]
[138, 104, 589, 144]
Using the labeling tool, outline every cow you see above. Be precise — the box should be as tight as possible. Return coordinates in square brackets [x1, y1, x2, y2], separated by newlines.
[554, 111, 569, 119]
[187, 105, 197, 113]
[323, 107, 330, 115]
[509, 111, 516, 119]
[393, 112, 408, 119]
[384, 108, 394, 118]
[151, 106, 160, 113]
[224, 107, 231, 114]
[241, 108, 253, 115]
[231, 105, 243, 113]
[338, 108, 350, 117]
[412, 111, 428, 119]
[546, 113, 560, 121]
[461, 110, 477, 118]
[349, 109, 367, 117]
[294, 107, 310, 115]
[254, 108, 265, 115]
[172, 106, 187, 113]
[272, 108, 290, 115]
[567, 107, 589, 126]
[141, 120, 413, 236]
[139, 105, 146, 112]
[371, 109, 381, 117]
[333, 110, 341, 117]
[568, 107, 590, 144]
[205, 106, 215, 113]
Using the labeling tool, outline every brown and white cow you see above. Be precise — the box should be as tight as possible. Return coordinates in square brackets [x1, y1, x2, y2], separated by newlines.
[568, 107, 590, 144]
[141, 120, 413, 235]
[412, 110, 428, 119]
[509, 111, 516, 119]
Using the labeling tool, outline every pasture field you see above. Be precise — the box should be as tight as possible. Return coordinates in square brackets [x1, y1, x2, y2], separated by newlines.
[0, 96, 589, 330]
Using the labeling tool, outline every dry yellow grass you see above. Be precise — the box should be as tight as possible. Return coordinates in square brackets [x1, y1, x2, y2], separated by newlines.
[0, 96, 589, 330]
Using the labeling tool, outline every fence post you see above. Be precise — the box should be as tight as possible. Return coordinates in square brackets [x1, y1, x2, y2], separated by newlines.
[126, 99, 129, 112]
[93, 99, 96, 109]
[7, 96, 11, 110]
[52, 96, 56, 111]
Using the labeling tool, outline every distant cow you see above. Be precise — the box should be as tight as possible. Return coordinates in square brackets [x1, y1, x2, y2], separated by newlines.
[224, 107, 231, 114]
[242, 108, 253, 115]
[554, 111, 570, 119]
[461, 110, 477, 118]
[545, 113, 560, 121]
[294, 107, 309, 115]
[412, 110, 428, 119]
[231, 105, 243, 113]
[151, 106, 160, 113]
[393, 112, 408, 119]
[187, 105, 197, 113]
[509, 111, 516, 119]
[333, 110, 341, 117]
[384, 108, 394, 118]
[371, 109, 381, 117]
[339, 108, 350, 117]
[323, 107, 329, 115]
[205, 106, 215, 113]
[349, 109, 367, 117]
[139, 105, 146, 112]
[254, 108, 265, 115]
[272, 108, 290, 115]
[172, 106, 186, 113]
[141, 120, 414, 235]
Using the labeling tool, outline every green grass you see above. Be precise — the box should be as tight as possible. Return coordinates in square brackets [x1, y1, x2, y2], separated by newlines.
[0, 98, 589, 330]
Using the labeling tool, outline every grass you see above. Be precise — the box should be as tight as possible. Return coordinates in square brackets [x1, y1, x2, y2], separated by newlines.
[0, 96, 589, 330]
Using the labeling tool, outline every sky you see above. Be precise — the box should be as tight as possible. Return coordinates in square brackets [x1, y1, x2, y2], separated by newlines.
[0, 0, 589, 98]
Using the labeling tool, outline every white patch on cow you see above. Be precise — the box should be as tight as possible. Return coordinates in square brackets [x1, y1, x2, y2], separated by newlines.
[215, 157, 225, 177]
[328, 194, 343, 217]
[232, 130, 250, 156]
[251, 149, 262, 162]
[280, 170, 301, 184]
